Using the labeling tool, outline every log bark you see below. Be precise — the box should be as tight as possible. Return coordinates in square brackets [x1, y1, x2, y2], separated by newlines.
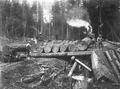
[30, 51, 92, 58]
[106, 40, 120, 46]
[81, 37, 92, 45]
[68, 62, 77, 77]
[68, 37, 92, 52]
[77, 37, 92, 51]
[105, 51, 120, 81]
[77, 42, 88, 51]
[91, 51, 117, 82]
[108, 50, 120, 71]
[52, 40, 66, 53]
[115, 51, 120, 62]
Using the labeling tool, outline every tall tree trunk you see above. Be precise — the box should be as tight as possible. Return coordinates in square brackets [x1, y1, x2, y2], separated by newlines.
[0, 3, 2, 36]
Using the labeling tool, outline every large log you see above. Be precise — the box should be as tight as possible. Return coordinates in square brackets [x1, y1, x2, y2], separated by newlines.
[68, 44, 76, 52]
[60, 44, 69, 52]
[105, 51, 120, 81]
[43, 41, 54, 53]
[30, 51, 92, 58]
[108, 50, 120, 71]
[38, 46, 44, 53]
[68, 37, 92, 52]
[115, 51, 120, 62]
[91, 50, 118, 82]
[68, 40, 79, 52]
[106, 40, 120, 46]
[77, 37, 92, 51]
[52, 40, 65, 53]
[44, 45, 52, 53]
[52, 45, 60, 53]
[81, 37, 92, 45]
[77, 42, 88, 51]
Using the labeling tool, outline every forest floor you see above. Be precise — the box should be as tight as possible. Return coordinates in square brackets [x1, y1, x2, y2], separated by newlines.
[0, 57, 120, 89]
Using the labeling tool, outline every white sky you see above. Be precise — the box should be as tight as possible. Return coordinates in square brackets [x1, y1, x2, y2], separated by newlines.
[16, 0, 68, 23]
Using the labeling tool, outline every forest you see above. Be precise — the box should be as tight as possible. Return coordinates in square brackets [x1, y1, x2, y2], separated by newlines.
[0, 0, 120, 41]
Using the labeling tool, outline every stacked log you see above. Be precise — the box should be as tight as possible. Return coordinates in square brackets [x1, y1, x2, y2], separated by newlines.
[31, 38, 92, 53]
[76, 42, 88, 51]
[68, 41, 78, 52]
[52, 44, 60, 53]
[44, 44, 53, 53]
[52, 40, 63, 53]
[60, 44, 68, 52]
[60, 40, 69, 52]
[77, 37, 92, 51]
[68, 37, 92, 52]
[68, 44, 76, 52]
[38, 46, 44, 53]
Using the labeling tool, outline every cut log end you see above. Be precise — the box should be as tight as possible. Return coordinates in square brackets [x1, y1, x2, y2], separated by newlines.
[44, 46, 52, 53]
[52, 45, 60, 53]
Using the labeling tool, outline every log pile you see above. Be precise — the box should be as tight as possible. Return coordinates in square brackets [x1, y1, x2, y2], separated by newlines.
[2, 37, 92, 59]
[31, 37, 92, 54]
[91, 49, 120, 83]
[68, 37, 92, 52]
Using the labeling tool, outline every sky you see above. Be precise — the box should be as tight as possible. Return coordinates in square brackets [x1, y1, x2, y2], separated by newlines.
[10, 0, 68, 23]
[18, 0, 67, 23]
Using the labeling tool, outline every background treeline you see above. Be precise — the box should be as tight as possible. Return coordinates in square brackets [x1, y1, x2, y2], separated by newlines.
[0, 0, 120, 41]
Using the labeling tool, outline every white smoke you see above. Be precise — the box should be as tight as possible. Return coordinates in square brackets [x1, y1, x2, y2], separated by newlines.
[67, 19, 93, 33]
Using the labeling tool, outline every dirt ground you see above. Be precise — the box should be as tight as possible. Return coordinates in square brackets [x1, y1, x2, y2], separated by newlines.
[0, 58, 120, 89]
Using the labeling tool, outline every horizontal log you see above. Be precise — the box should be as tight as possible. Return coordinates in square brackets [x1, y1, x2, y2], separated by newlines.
[30, 51, 92, 58]
[30, 52, 67, 57]
[44, 45, 52, 53]
[52, 45, 60, 53]
[77, 37, 92, 51]
[68, 44, 76, 52]
[106, 40, 120, 46]
[38, 46, 44, 53]
[77, 42, 88, 51]
[60, 44, 68, 52]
